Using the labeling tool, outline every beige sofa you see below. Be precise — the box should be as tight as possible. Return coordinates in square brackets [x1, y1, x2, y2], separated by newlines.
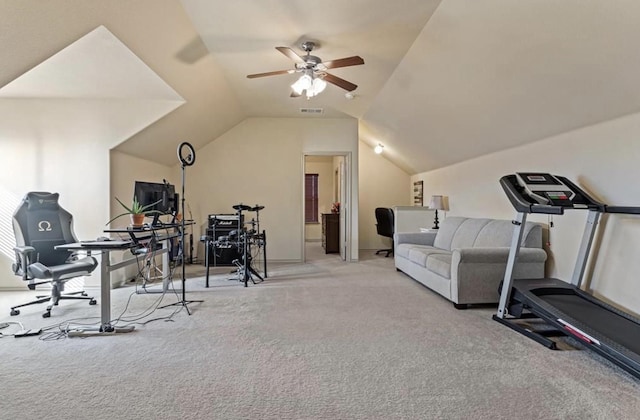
[394, 217, 547, 308]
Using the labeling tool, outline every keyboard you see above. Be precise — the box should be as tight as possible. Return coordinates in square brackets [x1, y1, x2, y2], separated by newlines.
[80, 240, 132, 248]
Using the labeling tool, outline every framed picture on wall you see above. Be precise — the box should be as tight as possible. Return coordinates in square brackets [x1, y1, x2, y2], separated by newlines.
[413, 181, 423, 206]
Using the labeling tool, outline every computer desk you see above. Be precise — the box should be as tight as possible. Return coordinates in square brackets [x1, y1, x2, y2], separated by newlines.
[56, 225, 183, 336]
[104, 226, 181, 295]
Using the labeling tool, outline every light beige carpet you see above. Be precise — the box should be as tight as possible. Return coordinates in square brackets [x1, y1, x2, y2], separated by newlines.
[0, 247, 639, 419]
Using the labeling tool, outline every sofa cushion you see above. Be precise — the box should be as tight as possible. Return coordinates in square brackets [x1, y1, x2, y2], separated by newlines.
[450, 218, 492, 249]
[395, 243, 413, 260]
[405, 246, 450, 267]
[426, 253, 452, 279]
[432, 217, 543, 250]
[432, 217, 467, 251]
[473, 220, 513, 247]
[474, 220, 542, 248]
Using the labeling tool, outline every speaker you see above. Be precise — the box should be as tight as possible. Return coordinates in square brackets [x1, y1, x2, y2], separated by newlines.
[207, 214, 244, 266]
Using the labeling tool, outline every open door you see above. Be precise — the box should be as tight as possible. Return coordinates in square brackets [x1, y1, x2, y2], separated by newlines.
[338, 159, 347, 261]
[302, 153, 351, 263]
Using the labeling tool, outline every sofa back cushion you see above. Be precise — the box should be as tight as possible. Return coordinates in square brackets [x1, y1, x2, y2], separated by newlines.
[474, 219, 541, 248]
[432, 217, 467, 250]
[450, 218, 493, 249]
[433, 217, 542, 251]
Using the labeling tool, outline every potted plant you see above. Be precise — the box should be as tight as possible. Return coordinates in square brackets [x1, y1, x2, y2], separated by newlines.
[106, 196, 163, 227]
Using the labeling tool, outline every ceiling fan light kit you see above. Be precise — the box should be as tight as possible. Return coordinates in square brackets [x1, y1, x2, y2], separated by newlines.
[247, 41, 364, 98]
[291, 72, 327, 98]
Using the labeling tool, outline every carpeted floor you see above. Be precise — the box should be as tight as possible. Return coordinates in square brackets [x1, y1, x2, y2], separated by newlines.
[0, 244, 639, 419]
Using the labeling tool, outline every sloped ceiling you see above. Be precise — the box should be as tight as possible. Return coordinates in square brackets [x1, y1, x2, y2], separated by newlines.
[361, 1, 640, 174]
[3, 1, 640, 173]
[0, 0, 244, 166]
[0, 26, 184, 147]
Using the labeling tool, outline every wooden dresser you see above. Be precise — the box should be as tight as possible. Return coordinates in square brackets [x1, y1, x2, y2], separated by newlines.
[321, 213, 339, 254]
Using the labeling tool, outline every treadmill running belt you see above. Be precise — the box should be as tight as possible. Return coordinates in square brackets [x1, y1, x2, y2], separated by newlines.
[540, 294, 640, 353]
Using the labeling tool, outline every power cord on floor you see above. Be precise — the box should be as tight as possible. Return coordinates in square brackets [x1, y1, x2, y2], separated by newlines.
[0, 321, 29, 338]
[4, 251, 188, 339]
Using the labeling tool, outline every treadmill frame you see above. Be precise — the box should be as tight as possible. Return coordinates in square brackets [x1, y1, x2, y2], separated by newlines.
[494, 173, 640, 380]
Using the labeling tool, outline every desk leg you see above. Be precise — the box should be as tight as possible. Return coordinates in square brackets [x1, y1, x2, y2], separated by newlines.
[162, 238, 170, 291]
[205, 239, 211, 288]
[100, 250, 111, 331]
[263, 230, 267, 279]
[67, 250, 134, 337]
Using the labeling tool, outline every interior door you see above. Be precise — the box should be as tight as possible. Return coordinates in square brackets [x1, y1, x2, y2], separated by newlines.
[339, 159, 346, 261]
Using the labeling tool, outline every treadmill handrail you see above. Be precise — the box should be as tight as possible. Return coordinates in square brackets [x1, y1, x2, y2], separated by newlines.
[605, 206, 640, 215]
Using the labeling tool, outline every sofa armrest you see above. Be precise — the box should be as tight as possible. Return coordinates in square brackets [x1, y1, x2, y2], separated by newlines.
[394, 232, 437, 247]
[453, 247, 547, 263]
[451, 247, 547, 305]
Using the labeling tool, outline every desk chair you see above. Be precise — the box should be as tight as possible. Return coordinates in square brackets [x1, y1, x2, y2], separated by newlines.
[375, 207, 394, 257]
[10, 192, 98, 318]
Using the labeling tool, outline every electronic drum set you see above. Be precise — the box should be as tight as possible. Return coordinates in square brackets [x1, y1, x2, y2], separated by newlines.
[215, 203, 267, 287]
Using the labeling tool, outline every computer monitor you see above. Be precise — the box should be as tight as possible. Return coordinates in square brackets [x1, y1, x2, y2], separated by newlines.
[133, 181, 178, 225]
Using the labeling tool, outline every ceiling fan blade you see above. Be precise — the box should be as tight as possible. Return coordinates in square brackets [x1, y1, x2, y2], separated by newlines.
[276, 47, 306, 63]
[247, 69, 294, 79]
[322, 56, 364, 69]
[323, 73, 358, 92]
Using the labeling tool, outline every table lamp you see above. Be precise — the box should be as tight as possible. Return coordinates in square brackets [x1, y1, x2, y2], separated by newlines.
[428, 195, 448, 229]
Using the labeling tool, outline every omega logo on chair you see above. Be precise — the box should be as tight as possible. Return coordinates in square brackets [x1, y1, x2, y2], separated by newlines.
[38, 220, 52, 232]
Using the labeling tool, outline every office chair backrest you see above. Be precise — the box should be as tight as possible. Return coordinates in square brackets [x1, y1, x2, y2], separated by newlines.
[375, 207, 394, 238]
[13, 192, 77, 267]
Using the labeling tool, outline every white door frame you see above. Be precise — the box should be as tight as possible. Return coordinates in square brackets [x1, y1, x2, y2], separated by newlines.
[302, 152, 351, 262]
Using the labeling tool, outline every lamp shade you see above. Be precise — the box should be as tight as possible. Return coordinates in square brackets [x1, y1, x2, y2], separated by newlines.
[428, 195, 448, 211]
[311, 77, 327, 95]
[291, 74, 313, 95]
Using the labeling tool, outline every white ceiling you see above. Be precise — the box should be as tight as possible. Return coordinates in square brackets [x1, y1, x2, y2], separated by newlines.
[3, 1, 640, 173]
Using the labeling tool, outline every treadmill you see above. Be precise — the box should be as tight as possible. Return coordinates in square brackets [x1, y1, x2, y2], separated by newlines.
[494, 172, 640, 379]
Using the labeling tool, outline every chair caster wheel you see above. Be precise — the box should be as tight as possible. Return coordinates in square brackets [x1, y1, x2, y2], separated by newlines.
[89, 299, 97, 305]
[10, 309, 20, 316]
[42, 311, 51, 318]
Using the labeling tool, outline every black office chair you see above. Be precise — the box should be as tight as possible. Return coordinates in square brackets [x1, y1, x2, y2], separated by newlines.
[375, 207, 394, 257]
[10, 192, 98, 318]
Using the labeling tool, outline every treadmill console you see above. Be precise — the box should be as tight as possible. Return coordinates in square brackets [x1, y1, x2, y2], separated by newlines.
[515, 172, 575, 206]
[500, 172, 604, 214]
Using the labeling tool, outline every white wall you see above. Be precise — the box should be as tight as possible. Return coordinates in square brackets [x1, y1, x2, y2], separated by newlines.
[187, 117, 359, 262]
[413, 112, 640, 315]
[0, 138, 113, 289]
[107, 150, 175, 286]
[110, 150, 178, 229]
[358, 141, 411, 250]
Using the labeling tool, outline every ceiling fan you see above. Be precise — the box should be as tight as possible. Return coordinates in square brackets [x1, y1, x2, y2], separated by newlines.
[247, 41, 364, 97]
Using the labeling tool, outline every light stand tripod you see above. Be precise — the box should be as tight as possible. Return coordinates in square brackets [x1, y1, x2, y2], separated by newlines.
[231, 204, 264, 287]
[161, 142, 202, 314]
[238, 229, 264, 287]
[249, 204, 267, 279]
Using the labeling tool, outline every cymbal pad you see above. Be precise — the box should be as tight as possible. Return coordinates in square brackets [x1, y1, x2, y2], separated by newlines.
[232, 204, 252, 211]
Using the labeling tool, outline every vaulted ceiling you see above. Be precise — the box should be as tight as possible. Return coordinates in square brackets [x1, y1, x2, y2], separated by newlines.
[3, 1, 640, 174]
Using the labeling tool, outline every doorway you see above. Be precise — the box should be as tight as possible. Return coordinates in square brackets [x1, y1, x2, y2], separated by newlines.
[303, 154, 349, 262]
